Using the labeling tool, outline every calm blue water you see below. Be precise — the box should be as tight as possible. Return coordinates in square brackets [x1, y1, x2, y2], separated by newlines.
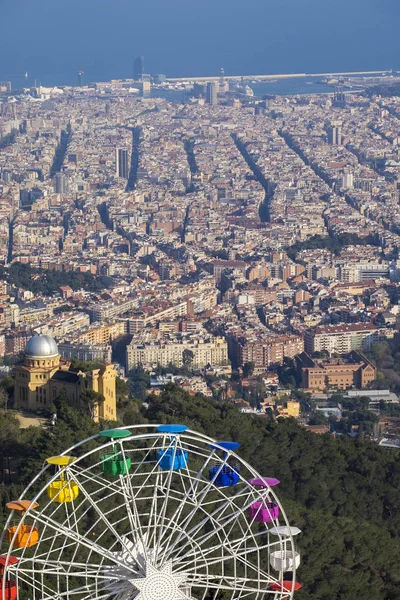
[0, 0, 399, 88]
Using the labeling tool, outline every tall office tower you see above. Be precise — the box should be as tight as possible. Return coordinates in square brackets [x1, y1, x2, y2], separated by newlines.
[133, 56, 144, 81]
[206, 82, 218, 106]
[54, 172, 68, 194]
[327, 122, 342, 145]
[116, 147, 129, 178]
[342, 170, 354, 189]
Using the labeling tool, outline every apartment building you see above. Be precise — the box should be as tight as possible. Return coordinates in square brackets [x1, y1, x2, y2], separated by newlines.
[79, 321, 126, 344]
[304, 322, 379, 355]
[126, 336, 228, 371]
[88, 298, 137, 323]
[58, 342, 112, 363]
[233, 334, 304, 369]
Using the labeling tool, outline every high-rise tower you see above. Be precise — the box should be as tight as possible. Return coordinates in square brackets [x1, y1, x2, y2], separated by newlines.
[54, 173, 68, 194]
[133, 56, 144, 81]
[206, 82, 218, 106]
[116, 148, 129, 179]
[327, 122, 342, 146]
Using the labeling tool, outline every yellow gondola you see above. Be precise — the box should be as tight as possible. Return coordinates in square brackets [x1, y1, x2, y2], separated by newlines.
[46, 456, 79, 503]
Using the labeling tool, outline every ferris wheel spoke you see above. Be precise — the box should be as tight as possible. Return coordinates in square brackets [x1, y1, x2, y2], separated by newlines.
[15, 564, 116, 599]
[129, 435, 161, 476]
[145, 464, 163, 553]
[164, 489, 254, 562]
[25, 508, 137, 572]
[11, 556, 111, 572]
[155, 465, 202, 560]
[14, 567, 63, 599]
[123, 435, 175, 556]
[177, 530, 272, 571]
[47, 580, 112, 599]
[149, 436, 184, 556]
[119, 461, 152, 562]
[189, 574, 278, 593]
[177, 533, 274, 570]
[162, 480, 251, 562]
[68, 468, 146, 570]
[185, 545, 272, 581]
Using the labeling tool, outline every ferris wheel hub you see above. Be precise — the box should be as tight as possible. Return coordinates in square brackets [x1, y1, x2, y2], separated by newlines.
[132, 561, 189, 600]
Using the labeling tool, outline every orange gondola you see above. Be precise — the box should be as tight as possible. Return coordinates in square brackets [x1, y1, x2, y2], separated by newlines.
[6, 500, 39, 549]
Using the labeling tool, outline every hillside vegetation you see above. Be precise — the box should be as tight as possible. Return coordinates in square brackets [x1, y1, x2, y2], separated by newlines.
[1, 385, 400, 599]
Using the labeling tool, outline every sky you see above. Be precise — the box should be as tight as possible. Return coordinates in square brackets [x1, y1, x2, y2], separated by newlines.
[0, 0, 399, 86]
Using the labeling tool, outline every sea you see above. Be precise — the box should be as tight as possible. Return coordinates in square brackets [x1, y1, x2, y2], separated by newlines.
[1, 0, 400, 95]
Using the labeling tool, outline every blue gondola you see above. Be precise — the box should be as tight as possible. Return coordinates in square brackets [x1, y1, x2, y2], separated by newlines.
[157, 448, 188, 471]
[157, 424, 188, 434]
[209, 440, 241, 487]
[209, 441, 241, 452]
[209, 464, 240, 487]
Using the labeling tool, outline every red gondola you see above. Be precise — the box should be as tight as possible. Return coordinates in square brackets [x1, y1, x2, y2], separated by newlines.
[269, 580, 302, 592]
[0, 555, 19, 600]
[0, 581, 17, 600]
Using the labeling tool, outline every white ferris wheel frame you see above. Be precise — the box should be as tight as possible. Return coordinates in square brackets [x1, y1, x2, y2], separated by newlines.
[0, 424, 300, 600]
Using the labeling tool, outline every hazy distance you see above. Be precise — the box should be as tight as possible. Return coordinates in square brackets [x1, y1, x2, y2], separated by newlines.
[1, 0, 399, 86]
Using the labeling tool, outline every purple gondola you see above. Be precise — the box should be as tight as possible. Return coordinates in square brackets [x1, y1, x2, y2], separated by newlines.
[248, 501, 279, 522]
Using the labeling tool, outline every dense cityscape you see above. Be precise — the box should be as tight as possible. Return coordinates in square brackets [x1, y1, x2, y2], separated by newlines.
[1, 74, 400, 432]
[3, 63, 400, 600]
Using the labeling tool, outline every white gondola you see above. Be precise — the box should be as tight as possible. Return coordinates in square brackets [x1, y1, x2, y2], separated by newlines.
[269, 525, 302, 537]
[270, 547, 301, 571]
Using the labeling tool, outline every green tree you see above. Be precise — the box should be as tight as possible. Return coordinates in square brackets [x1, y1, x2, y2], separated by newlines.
[0, 412, 20, 483]
[0, 387, 8, 412]
[182, 349, 194, 371]
[242, 361, 255, 378]
[80, 389, 105, 419]
[116, 377, 129, 406]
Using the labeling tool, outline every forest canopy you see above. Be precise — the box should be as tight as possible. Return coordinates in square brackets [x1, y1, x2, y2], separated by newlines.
[0, 262, 105, 294]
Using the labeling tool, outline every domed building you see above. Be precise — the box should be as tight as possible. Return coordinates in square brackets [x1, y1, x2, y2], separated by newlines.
[14, 334, 116, 421]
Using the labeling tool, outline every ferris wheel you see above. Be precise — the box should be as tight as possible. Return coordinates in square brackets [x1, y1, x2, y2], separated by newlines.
[0, 424, 302, 600]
